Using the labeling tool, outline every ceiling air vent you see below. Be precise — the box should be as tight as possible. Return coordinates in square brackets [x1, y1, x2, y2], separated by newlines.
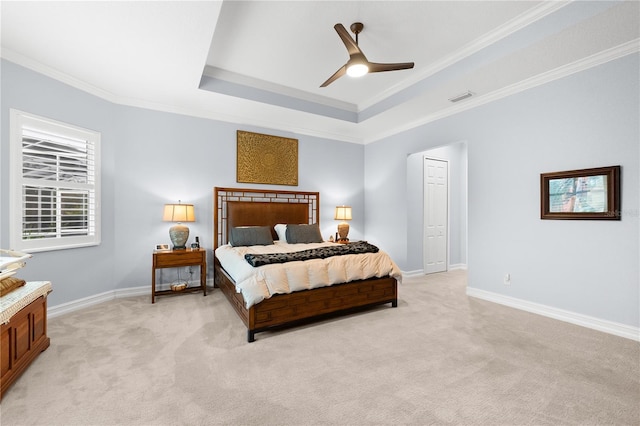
[448, 91, 474, 103]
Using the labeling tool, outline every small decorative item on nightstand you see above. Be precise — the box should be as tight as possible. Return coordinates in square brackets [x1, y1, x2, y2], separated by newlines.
[190, 236, 200, 249]
[170, 282, 187, 292]
[334, 205, 352, 242]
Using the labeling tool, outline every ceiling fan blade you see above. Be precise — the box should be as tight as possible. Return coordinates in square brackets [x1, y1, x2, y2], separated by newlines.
[320, 64, 347, 87]
[368, 62, 415, 73]
[334, 23, 362, 57]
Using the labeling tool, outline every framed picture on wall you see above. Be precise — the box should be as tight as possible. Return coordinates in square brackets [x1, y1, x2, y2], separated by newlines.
[236, 130, 298, 186]
[540, 165, 621, 220]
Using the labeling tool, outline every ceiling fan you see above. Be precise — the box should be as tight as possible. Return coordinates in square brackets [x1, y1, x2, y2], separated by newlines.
[320, 22, 415, 87]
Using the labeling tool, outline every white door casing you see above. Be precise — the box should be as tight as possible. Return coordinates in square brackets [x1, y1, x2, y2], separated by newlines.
[424, 157, 448, 274]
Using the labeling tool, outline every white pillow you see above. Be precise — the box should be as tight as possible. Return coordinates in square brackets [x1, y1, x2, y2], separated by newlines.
[274, 224, 288, 242]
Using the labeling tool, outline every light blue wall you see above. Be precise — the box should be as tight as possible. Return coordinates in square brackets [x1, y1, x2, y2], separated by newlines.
[1, 60, 365, 306]
[364, 54, 639, 328]
[1, 60, 118, 306]
[2, 53, 638, 329]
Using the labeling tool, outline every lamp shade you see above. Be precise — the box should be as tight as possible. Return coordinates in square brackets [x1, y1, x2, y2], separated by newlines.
[334, 206, 352, 221]
[163, 203, 195, 223]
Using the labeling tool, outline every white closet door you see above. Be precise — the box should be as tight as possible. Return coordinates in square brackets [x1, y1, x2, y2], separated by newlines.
[424, 157, 448, 274]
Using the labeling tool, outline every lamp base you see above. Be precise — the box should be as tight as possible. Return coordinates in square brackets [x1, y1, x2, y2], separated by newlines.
[337, 222, 350, 242]
[169, 224, 190, 250]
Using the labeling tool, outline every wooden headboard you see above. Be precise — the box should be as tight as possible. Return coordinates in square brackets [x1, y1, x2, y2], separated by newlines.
[214, 187, 320, 249]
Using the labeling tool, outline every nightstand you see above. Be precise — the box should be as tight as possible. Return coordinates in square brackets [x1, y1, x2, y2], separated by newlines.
[152, 248, 206, 303]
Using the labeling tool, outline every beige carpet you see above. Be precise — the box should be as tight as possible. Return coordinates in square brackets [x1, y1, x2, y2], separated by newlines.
[1, 270, 638, 425]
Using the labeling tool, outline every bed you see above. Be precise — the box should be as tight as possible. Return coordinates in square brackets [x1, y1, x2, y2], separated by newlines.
[213, 187, 400, 342]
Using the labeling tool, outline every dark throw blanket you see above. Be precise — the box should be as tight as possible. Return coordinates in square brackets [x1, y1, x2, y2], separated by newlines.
[244, 241, 379, 267]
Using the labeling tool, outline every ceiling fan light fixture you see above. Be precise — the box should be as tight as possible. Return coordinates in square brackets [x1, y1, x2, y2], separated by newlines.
[346, 63, 369, 77]
[320, 22, 414, 87]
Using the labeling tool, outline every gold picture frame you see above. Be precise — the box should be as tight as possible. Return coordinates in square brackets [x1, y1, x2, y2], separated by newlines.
[236, 130, 298, 186]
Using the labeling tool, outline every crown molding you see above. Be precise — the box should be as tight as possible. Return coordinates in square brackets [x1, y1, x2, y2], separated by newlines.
[118, 94, 365, 145]
[1, 47, 120, 103]
[203, 66, 358, 112]
[358, 1, 572, 111]
[1, 48, 364, 144]
[4, 38, 637, 147]
[364, 39, 640, 144]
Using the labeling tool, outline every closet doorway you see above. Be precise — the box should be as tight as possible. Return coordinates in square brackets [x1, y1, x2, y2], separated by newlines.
[424, 157, 448, 274]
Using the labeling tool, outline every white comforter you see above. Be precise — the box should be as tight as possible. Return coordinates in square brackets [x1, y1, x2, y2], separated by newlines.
[215, 241, 402, 308]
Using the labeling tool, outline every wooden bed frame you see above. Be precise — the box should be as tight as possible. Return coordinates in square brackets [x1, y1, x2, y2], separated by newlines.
[213, 187, 398, 342]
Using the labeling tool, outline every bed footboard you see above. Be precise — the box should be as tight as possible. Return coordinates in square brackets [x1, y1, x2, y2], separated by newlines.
[214, 259, 397, 342]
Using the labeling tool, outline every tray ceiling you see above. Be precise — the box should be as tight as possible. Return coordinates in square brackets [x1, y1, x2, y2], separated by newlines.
[1, 1, 638, 144]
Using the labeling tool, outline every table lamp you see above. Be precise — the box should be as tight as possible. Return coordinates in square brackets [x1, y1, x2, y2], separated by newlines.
[334, 205, 352, 242]
[163, 201, 195, 250]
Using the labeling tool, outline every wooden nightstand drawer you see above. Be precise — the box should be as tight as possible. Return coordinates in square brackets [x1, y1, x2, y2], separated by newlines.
[154, 250, 204, 267]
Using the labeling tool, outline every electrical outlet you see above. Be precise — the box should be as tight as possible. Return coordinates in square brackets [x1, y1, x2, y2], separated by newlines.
[503, 273, 511, 285]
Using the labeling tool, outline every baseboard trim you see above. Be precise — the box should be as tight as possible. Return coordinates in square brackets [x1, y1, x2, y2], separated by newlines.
[48, 287, 147, 319]
[466, 287, 640, 342]
[402, 264, 468, 277]
[401, 270, 424, 278]
[49, 278, 215, 319]
[449, 264, 468, 271]
[49, 290, 121, 319]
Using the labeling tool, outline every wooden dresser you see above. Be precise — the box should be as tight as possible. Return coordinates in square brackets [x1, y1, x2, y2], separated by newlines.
[1, 281, 52, 400]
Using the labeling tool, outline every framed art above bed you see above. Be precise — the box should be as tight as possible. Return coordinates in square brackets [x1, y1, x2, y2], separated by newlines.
[213, 187, 399, 342]
[236, 131, 298, 186]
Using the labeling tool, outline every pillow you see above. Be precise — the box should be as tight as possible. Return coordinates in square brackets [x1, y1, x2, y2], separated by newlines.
[229, 226, 274, 247]
[0, 276, 26, 297]
[274, 224, 288, 241]
[285, 223, 324, 244]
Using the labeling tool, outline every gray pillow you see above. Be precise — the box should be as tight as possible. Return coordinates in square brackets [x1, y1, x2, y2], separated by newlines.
[285, 224, 323, 244]
[229, 226, 274, 247]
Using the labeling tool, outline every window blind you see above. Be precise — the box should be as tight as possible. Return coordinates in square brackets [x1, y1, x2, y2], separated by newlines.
[10, 110, 100, 252]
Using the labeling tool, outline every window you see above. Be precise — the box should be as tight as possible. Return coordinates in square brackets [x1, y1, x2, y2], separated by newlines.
[10, 110, 101, 252]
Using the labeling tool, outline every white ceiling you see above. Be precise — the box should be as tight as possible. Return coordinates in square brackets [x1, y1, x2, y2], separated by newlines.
[1, 1, 638, 144]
